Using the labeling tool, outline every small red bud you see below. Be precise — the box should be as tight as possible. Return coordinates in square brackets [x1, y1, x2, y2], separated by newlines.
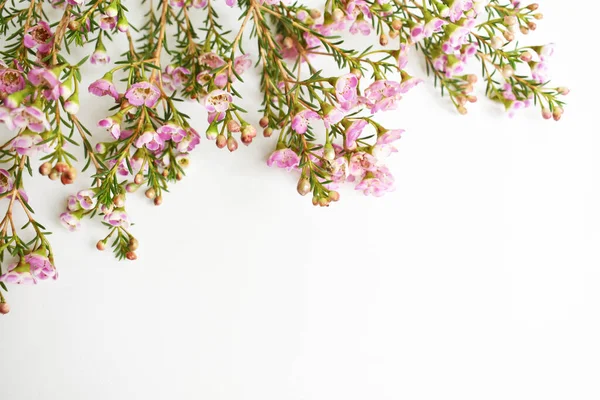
[145, 188, 156, 199]
[0, 302, 10, 315]
[96, 240, 106, 251]
[216, 134, 227, 149]
[227, 136, 238, 152]
[126, 251, 137, 261]
[154, 195, 163, 206]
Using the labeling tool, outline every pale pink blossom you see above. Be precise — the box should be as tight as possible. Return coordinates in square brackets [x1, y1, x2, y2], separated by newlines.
[267, 148, 300, 171]
[291, 109, 319, 134]
[124, 82, 161, 107]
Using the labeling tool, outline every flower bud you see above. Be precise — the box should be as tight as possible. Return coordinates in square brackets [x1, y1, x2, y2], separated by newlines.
[61, 168, 77, 185]
[457, 106, 468, 115]
[227, 120, 241, 133]
[379, 34, 388, 46]
[542, 108, 552, 120]
[259, 116, 269, 128]
[552, 108, 563, 121]
[154, 195, 163, 206]
[125, 183, 139, 193]
[68, 20, 81, 31]
[466, 74, 478, 84]
[309, 9, 321, 19]
[145, 188, 156, 199]
[39, 162, 52, 176]
[519, 26, 529, 35]
[503, 30, 514, 42]
[49, 169, 59, 181]
[96, 240, 106, 251]
[328, 191, 340, 202]
[227, 136, 238, 152]
[527, 3, 539, 10]
[126, 251, 137, 261]
[534, 13, 543, 20]
[557, 87, 570, 96]
[117, 10, 129, 32]
[113, 194, 125, 207]
[332, 8, 344, 22]
[216, 134, 227, 148]
[502, 64, 514, 78]
[491, 36, 503, 49]
[391, 19, 402, 31]
[503, 15, 517, 26]
[323, 143, 335, 161]
[95, 142, 107, 153]
[64, 92, 80, 114]
[297, 177, 311, 196]
[528, 21, 537, 31]
[283, 37, 294, 49]
[263, 127, 273, 137]
[55, 162, 69, 173]
[206, 122, 219, 140]
[520, 51, 532, 62]
[129, 238, 139, 251]
[0, 302, 10, 315]
[134, 173, 144, 185]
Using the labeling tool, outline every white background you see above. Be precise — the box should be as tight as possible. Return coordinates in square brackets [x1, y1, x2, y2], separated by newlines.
[1, 1, 599, 399]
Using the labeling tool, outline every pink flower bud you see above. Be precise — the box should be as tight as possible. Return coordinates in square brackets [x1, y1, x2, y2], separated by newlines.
[0, 302, 10, 315]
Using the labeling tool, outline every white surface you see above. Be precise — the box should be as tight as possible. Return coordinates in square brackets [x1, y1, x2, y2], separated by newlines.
[1, 1, 599, 399]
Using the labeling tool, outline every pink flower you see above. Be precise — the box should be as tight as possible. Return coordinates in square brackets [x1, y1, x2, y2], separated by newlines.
[176, 128, 200, 152]
[335, 73, 359, 105]
[349, 19, 371, 35]
[10, 133, 42, 156]
[125, 82, 161, 107]
[363, 80, 403, 113]
[98, 113, 123, 139]
[204, 90, 232, 113]
[157, 123, 186, 142]
[291, 109, 319, 134]
[25, 252, 57, 281]
[67, 195, 80, 211]
[23, 21, 54, 53]
[103, 209, 130, 228]
[267, 148, 300, 171]
[348, 151, 377, 178]
[0, 169, 13, 194]
[344, 119, 368, 150]
[88, 75, 119, 100]
[0, 261, 36, 285]
[135, 129, 165, 152]
[0, 68, 25, 94]
[198, 52, 226, 69]
[4, 106, 50, 133]
[162, 65, 191, 91]
[98, 14, 117, 30]
[233, 55, 252, 76]
[91, 49, 110, 65]
[355, 165, 395, 197]
[10, 133, 43, 156]
[373, 129, 403, 158]
[60, 211, 82, 231]
[28, 68, 60, 90]
[397, 43, 409, 70]
[322, 106, 344, 129]
[76, 190, 97, 210]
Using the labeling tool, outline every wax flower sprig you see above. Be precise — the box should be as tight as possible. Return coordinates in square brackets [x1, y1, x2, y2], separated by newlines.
[0, 0, 567, 313]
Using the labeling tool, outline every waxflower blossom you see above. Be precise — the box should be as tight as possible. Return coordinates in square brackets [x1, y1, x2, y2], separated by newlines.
[0, 261, 36, 285]
[89, 73, 120, 100]
[292, 109, 320, 134]
[162, 65, 191, 91]
[125, 82, 161, 107]
[204, 90, 232, 114]
[23, 21, 54, 53]
[0, 67, 25, 94]
[0, 169, 12, 194]
[25, 252, 57, 281]
[60, 212, 82, 231]
[267, 148, 300, 171]
[363, 80, 403, 113]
